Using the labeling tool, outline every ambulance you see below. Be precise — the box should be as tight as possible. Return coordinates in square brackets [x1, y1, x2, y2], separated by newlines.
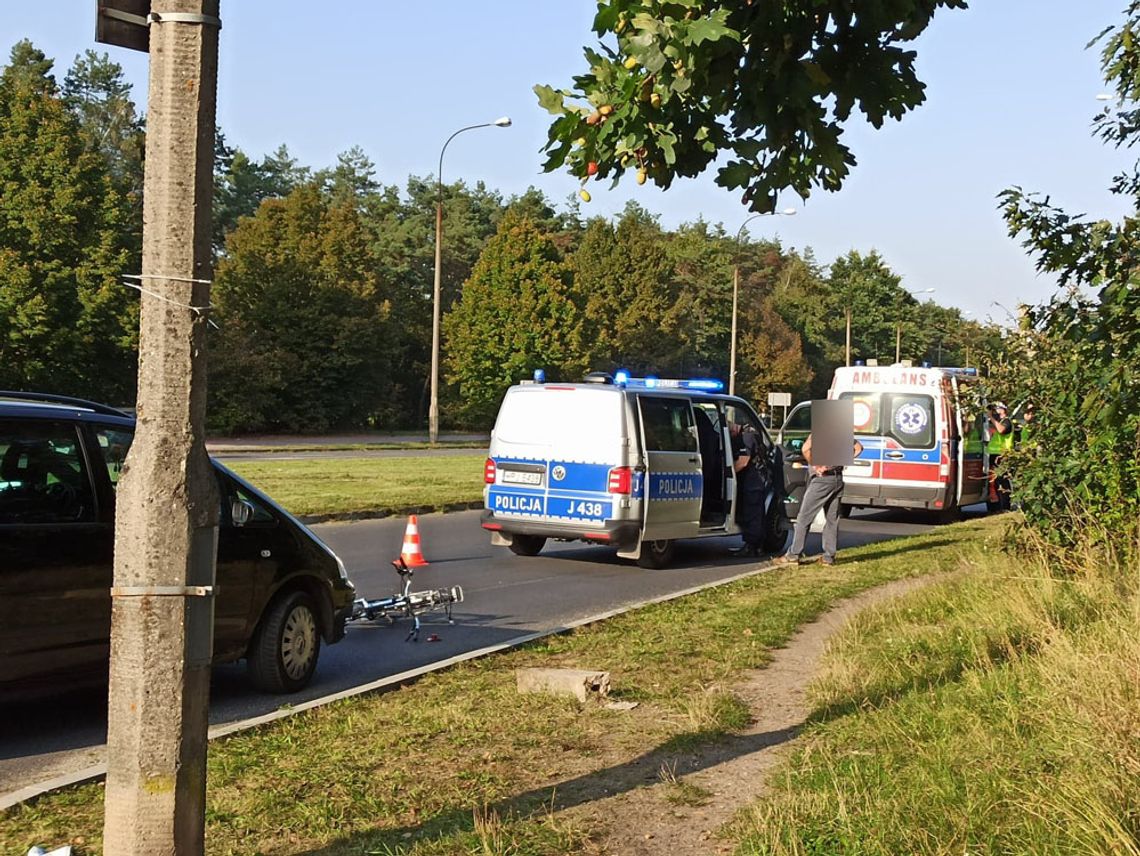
[481, 371, 789, 568]
[780, 365, 989, 520]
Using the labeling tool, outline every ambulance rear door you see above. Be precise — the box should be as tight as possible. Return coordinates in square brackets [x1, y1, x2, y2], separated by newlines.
[637, 395, 702, 540]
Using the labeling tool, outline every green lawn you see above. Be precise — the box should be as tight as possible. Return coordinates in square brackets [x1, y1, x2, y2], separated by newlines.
[226, 454, 488, 517]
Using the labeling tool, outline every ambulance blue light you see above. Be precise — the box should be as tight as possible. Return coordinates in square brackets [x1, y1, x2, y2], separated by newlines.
[533, 369, 545, 383]
[645, 375, 659, 388]
[614, 369, 631, 386]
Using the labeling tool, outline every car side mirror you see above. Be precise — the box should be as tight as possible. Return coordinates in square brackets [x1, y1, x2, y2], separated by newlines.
[231, 499, 254, 527]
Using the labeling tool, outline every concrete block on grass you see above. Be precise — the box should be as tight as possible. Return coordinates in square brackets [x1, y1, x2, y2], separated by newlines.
[516, 668, 610, 702]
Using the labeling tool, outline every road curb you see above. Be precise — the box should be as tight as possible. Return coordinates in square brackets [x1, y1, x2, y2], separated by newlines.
[0, 559, 780, 812]
[298, 501, 485, 526]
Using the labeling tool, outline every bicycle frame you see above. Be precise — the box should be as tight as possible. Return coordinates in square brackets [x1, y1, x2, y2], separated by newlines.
[349, 557, 464, 641]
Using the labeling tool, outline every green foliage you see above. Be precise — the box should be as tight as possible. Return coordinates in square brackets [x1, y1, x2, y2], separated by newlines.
[212, 137, 310, 256]
[443, 214, 588, 425]
[572, 203, 683, 373]
[0, 40, 137, 402]
[538, 0, 967, 212]
[996, 5, 1140, 548]
[209, 183, 399, 433]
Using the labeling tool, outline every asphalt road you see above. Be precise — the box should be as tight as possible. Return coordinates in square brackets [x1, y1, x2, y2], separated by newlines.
[0, 506, 955, 803]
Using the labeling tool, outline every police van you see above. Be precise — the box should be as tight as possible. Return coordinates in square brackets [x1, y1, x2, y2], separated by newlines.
[481, 372, 788, 568]
[780, 364, 989, 520]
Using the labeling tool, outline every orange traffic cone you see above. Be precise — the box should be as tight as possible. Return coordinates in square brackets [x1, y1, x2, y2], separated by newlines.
[400, 515, 429, 567]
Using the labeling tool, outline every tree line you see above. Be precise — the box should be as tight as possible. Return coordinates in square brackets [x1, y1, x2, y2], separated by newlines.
[0, 39, 998, 434]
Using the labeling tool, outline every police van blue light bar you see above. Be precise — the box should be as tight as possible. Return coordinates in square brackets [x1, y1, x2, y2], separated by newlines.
[620, 376, 725, 392]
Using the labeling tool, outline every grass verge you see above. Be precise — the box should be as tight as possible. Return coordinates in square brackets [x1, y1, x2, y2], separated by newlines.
[730, 519, 1140, 855]
[226, 455, 487, 518]
[1, 517, 994, 855]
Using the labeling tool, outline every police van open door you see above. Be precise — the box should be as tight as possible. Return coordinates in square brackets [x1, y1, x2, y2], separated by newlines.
[635, 394, 702, 565]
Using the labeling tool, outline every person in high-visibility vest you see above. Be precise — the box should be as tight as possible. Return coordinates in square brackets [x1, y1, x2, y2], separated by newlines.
[986, 401, 1014, 511]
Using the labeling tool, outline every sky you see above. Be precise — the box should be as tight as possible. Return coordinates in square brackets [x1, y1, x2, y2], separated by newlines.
[3, 2, 1134, 325]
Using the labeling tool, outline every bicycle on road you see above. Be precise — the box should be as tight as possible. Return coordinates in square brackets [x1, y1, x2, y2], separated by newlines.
[349, 557, 464, 642]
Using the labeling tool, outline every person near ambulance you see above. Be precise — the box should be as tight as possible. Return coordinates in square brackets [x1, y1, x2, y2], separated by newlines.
[776, 433, 863, 566]
[987, 401, 1015, 511]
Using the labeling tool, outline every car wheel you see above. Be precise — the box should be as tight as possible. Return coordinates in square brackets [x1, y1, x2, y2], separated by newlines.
[248, 590, 321, 693]
[636, 539, 675, 569]
[508, 534, 546, 557]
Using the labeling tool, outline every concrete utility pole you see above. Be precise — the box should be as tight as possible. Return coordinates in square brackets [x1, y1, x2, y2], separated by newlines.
[102, 2, 221, 853]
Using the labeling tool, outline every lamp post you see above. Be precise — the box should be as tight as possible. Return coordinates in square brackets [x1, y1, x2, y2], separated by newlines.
[430, 116, 511, 444]
[730, 207, 796, 395]
[895, 287, 935, 363]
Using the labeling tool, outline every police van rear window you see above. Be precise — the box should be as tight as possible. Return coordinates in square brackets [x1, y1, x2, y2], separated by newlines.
[494, 387, 624, 460]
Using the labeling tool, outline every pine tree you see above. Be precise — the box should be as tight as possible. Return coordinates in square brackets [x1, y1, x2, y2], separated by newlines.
[443, 214, 586, 426]
[0, 40, 136, 401]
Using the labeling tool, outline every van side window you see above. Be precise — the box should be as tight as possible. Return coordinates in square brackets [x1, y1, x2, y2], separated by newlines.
[0, 420, 96, 524]
[639, 397, 697, 453]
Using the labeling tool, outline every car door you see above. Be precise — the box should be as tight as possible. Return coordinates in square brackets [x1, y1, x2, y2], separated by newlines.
[0, 418, 111, 691]
[778, 402, 812, 519]
[213, 470, 280, 660]
[637, 395, 702, 540]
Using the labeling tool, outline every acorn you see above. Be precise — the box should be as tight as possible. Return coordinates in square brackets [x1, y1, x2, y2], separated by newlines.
[650, 93, 662, 108]
[587, 161, 599, 176]
[579, 189, 592, 202]
[599, 104, 614, 116]
[623, 56, 639, 70]
[586, 112, 602, 126]
[636, 168, 647, 185]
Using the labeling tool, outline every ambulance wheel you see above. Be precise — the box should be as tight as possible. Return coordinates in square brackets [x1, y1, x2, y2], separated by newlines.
[637, 539, 675, 569]
[508, 534, 546, 557]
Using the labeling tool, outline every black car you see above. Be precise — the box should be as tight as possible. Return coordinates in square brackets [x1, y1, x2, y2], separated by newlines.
[0, 391, 356, 695]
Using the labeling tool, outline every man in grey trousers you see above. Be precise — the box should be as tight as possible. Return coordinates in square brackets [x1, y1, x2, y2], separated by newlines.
[775, 432, 863, 566]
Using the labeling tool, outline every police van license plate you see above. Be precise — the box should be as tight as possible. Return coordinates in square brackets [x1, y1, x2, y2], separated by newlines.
[502, 470, 543, 486]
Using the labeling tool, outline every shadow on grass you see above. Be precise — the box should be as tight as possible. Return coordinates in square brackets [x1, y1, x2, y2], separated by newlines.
[297, 724, 801, 855]
[837, 536, 957, 564]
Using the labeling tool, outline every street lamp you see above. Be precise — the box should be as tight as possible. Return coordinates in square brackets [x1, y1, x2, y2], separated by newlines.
[730, 207, 796, 395]
[895, 287, 935, 363]
[429, 116, 511, 444]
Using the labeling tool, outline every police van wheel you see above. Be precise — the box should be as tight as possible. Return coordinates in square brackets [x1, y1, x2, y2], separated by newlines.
[508, 534, 546, 557]
[762, 510, 790, 553]
[637, 539, 675, 569]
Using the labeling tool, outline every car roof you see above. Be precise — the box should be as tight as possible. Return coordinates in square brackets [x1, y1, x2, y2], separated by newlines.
[0, 392, 135, 428]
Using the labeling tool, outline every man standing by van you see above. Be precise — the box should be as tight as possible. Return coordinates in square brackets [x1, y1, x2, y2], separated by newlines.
[775, 432, 863, 566]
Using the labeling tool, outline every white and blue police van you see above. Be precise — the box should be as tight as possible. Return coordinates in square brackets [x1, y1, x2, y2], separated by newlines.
[481, 371, 788, 568]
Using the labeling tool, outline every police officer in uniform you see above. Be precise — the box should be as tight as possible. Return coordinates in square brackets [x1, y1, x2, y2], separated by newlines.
[729, 422, 766, 556]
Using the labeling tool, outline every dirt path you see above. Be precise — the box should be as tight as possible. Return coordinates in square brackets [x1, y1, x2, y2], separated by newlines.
[566, 575, 934, 856]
